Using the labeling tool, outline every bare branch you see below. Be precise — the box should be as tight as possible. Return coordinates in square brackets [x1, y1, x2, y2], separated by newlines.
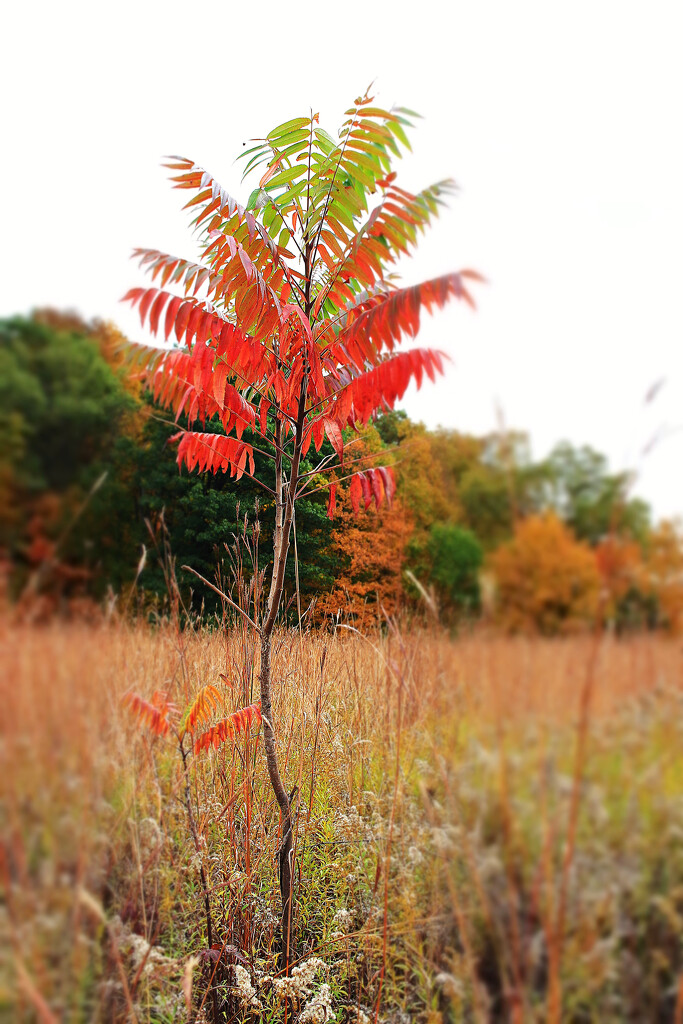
[295, 444, 395, 493]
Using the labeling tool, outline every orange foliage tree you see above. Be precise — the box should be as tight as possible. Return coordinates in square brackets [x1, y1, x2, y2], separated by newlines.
[594, 534, 643, 623]
[491, 512, 600, 634]
[315, 429, 413, 626]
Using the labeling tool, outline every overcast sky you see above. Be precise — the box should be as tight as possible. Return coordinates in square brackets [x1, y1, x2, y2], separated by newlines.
[3, 1, 682, 519]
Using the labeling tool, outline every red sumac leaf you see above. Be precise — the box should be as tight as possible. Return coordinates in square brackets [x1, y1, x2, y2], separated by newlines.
[193, 701, 262, 754]
[212, 363, 228, 409]
[378, 466, 396, 507]
[323, 418, 344, 464]
[174, 300, 194, 342]
[359, 471, 372, 511]
[164, 295, 183, 341]
[149, 291, 169, 336]
[122, 690, 178, 737]
[369, 467, 384, 509]
[138, 288, 157, 327]
[327, 482, 337, 520]
[312, 417, 325, 452]
[259, 399, 270, 435]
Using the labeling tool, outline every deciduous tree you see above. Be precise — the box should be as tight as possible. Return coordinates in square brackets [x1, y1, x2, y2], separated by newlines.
[123, 89, 481, 968]
[491, 513, 600, 634]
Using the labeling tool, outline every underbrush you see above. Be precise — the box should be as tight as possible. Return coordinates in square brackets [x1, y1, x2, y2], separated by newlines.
[2, 621, 683, 1022]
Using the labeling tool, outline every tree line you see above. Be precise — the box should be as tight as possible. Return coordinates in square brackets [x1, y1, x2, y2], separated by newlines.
[1, 311, 681, 632]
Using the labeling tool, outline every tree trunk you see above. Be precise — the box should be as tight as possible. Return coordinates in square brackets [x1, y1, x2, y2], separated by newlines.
[258, 416, 301, 970]
[258, 338, 309, 970]
[259, 630, 294, 969]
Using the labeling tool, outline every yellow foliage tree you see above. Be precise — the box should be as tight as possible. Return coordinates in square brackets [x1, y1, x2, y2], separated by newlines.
[641, 520, 683, 633]
[491, 512, 600, 634]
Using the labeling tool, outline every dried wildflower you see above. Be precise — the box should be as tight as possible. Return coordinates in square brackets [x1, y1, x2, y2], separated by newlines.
[434, 971, 463, 999]
[332, 908, 353, 931]
[407, 845, 424, 866]
[254, 902, 279, 929]
[232, 964, 260, 1007]
[264, 957, 327, 1003]
[334, 806, 375, 843]
[109, 915, 173, 976]
[138, 816, 163, 853]
[430, 826, 457, 854]
[299, 982, 333, 1022]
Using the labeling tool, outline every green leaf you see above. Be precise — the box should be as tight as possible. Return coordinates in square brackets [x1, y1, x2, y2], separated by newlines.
[239, 142, 268, 160]
[341, 159, 375, 189]
[314, 128, 338, 154]
[329, 201, 357, 233]
[273, 137, 313, 162]
[263, 202, 279, 233]
[270, 179, 308, 208]
[264, 166, 307, 189]
[357, 106, 397, 121]
[267, 117, 311, 140]
[269, 128, 311, 151]
[241, 149, 271, 179]
[246, 188, 269, 211]
[389, 120, 412, 152]
[346, 148, 382, 174]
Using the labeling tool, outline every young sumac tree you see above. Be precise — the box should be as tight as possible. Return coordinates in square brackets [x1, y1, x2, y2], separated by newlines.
[123, 88, 481, 968]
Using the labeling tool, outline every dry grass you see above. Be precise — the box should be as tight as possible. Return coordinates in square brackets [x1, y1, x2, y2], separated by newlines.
[2, 619, 683, 1022]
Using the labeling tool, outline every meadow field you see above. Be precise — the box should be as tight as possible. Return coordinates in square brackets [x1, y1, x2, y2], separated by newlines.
[3, 619, 683, 1023]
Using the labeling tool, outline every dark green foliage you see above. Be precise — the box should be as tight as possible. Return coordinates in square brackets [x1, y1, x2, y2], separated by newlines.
[119, 415, 337, 619]
[614, 585, 659, 634]
[0, 315, 134, 496]
[409, 522, 483, 617]
[426, 523, 483, 613]
[0, 315, 137, 600]
[375, 408, 408, 446]
[0, 315, 164, 602]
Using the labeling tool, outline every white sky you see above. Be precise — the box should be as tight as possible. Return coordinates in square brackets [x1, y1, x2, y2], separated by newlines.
[2, 0, 682, 520]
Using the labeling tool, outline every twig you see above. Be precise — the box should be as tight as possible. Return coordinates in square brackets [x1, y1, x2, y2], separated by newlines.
[181, 565, 260, 632]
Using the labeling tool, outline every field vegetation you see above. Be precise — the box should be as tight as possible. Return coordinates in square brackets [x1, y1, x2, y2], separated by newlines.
[4, 615, 683, 1022]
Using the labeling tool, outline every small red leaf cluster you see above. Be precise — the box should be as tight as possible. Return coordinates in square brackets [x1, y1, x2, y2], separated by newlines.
[348, 467, 396, 514]
[173, 432, 255, 480]
[193, 701, 262, 754]
[180, 683, 222, 737]
[122, 690, 178, 737]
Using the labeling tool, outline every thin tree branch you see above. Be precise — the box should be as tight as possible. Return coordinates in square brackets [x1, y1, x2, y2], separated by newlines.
[311, 196, 389, 324]
[298, 453, 405, 500]
[181, 565, 260, 632]
[294, 441, 382, 487]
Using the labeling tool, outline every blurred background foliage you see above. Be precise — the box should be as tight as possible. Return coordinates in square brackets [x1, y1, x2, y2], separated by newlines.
[2, 310, 682, 633]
